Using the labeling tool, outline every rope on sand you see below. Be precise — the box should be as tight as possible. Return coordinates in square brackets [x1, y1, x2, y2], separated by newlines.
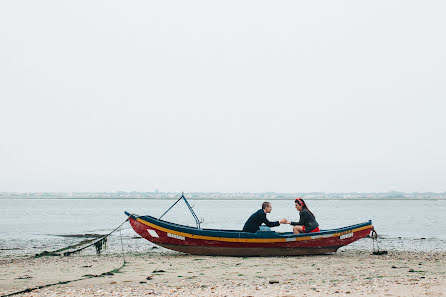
[1, 260, 126, 297]
[35, 218, 129, 258]
[1, 219, 129, 297]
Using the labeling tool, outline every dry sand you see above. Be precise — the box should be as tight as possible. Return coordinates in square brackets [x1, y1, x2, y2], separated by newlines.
[1, 250, 445, 297]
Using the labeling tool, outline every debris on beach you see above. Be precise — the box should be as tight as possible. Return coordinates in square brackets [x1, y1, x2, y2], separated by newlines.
[16, 275, 33, 279]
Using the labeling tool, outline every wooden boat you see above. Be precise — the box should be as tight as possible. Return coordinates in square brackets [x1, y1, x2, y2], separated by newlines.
[125, 194, 373, 256]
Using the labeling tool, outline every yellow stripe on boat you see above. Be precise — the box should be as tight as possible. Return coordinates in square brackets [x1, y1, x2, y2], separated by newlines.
[136, 218, 372, 243]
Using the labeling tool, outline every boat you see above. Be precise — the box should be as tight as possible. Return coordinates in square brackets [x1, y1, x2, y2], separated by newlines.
[125, 194, 373, 256]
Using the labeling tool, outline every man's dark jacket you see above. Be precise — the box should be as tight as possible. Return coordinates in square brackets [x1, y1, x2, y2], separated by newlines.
[242, 209, 280, 233]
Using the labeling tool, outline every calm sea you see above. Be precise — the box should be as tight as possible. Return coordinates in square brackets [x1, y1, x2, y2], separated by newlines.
[1, 198, 445, 257]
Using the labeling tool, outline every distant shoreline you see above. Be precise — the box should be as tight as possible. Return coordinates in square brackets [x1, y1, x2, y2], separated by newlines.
[2, 191, 445, 200]
[1, 197, 446, 200]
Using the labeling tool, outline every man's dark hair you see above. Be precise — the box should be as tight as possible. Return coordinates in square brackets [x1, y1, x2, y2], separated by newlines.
[262, 202, 271, 209]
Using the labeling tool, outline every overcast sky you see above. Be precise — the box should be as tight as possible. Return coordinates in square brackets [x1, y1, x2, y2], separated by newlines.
[1, 1, 445, 193]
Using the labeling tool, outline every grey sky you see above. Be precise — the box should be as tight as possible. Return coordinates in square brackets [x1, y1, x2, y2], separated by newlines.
[1, 1, 445, 193]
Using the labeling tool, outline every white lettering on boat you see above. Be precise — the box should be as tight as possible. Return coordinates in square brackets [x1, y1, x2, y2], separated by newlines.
[286, 237, 296, 242]
[340, 232, 353, 240]
[147, 229, 159, 238]
[167, 233, 185, 240]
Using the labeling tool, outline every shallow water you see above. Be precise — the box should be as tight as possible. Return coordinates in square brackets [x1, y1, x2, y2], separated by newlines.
[1, 198, 445, 257]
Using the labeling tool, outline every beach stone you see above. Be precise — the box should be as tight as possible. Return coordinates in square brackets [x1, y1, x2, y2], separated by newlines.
[269, 280, 279, 284]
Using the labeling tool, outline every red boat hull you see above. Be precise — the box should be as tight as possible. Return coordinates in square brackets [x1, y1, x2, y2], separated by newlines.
[128, 216, 372, 256]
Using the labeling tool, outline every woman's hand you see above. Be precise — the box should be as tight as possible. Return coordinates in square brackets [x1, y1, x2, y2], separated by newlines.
[279, 218, 289, 224]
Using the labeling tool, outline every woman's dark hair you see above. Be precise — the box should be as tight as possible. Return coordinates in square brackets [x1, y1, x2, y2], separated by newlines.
[295, 198, 315, 218]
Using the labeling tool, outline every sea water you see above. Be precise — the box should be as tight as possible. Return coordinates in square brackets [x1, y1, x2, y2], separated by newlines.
[1, 198, 445, 257]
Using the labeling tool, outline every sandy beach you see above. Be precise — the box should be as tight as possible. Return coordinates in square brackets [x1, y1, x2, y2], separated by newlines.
[1, 250, 445, 297]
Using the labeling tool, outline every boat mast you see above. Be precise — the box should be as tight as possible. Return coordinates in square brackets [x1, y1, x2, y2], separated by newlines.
[158, 192, 202, 229]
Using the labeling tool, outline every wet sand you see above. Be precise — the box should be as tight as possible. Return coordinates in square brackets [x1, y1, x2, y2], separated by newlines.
[1, 250, 445, 297]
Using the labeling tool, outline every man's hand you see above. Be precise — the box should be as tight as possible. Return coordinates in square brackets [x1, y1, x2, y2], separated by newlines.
[279, 218, 288, 224]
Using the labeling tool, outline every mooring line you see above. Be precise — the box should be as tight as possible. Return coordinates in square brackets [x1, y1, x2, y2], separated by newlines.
[1, 219, 129, 297]
[1, 259, 127, 297]
[35, 218, 129, 258]
[371, 226, 388, 255]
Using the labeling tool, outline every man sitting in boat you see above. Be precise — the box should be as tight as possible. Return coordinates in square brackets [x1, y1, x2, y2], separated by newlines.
[242, 202, 287, 233]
